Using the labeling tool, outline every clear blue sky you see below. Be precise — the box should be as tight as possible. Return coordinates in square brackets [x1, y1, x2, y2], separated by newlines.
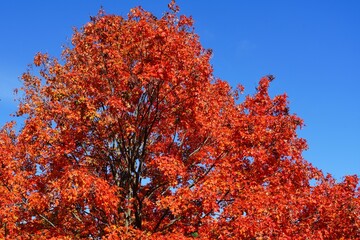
[0, 1, 359, 181]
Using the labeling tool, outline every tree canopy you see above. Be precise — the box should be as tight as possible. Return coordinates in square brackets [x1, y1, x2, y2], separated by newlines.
[1, 2, 359, 239]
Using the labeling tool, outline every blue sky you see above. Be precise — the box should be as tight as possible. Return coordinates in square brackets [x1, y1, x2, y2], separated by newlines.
[0, 0, 359, 181]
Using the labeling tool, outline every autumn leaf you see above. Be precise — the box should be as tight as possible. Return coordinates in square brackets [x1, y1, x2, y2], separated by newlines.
[0, 2, 358, 239]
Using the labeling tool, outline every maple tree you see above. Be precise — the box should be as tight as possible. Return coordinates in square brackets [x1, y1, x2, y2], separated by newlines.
[1, 2, 359, 239]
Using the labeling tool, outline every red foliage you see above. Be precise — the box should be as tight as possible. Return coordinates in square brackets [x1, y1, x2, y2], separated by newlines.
[1, 3, 359, 239]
